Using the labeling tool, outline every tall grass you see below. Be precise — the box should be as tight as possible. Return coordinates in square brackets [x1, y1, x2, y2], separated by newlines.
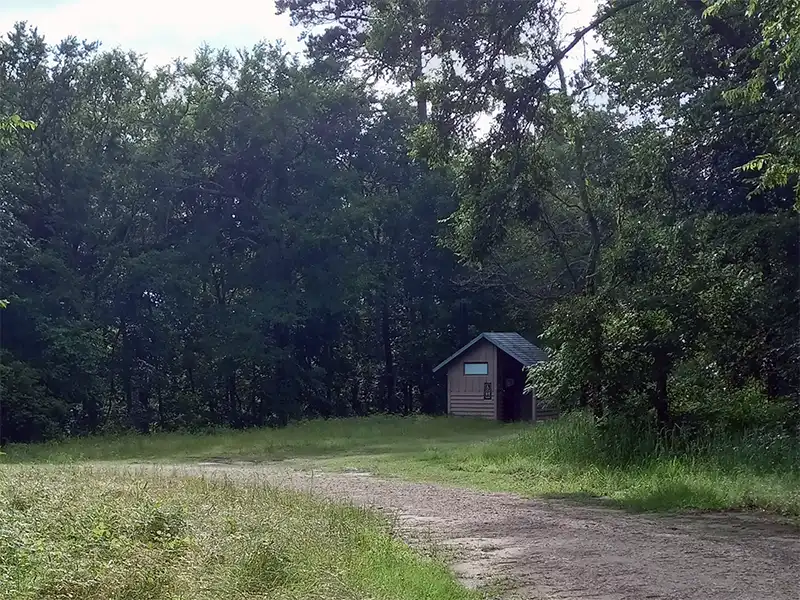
[397, 413, 800, 514]
[0, 465, 475, 600]
[486, 412, 799, 473]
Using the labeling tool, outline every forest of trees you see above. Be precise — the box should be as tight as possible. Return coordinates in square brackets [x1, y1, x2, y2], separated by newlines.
[1, 0, 798, 444]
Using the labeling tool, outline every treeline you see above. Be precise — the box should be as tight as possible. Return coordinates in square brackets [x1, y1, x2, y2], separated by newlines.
[2, 0, 799, 443]
[0, 26, 507, 442]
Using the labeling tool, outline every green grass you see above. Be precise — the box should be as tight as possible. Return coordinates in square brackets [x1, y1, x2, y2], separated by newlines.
[3, 415, 526, 464]
[4, 413, 799, 516]
[0, 465, 476, 600]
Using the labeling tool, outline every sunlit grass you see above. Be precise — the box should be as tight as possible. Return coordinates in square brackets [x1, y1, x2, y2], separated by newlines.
[4, 413, 799, 516]
[0, 465, 475, 600]
[332, 414, 800, 515]
[2, 415, 526, 464]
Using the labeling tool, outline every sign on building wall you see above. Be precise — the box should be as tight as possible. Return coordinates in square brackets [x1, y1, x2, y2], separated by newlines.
[483, 382, 492, 399]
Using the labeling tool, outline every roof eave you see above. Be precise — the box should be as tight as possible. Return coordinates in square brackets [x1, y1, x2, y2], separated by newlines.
[432, 333, 488, 373]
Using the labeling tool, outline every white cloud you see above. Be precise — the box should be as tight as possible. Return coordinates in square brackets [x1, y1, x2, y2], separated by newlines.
[0, 0, 302, 67]
[2, 0, 600, 70]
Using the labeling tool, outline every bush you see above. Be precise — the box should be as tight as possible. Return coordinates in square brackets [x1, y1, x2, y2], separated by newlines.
[0, 353, 66, 443]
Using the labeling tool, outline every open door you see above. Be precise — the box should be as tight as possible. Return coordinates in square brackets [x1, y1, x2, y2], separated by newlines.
[496, 350, 529, 421]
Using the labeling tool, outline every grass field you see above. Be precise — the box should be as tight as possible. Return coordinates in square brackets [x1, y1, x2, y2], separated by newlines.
[0, 465, 474, 600]
[4, 414, 799, 516]
[3, 415, 523, 464]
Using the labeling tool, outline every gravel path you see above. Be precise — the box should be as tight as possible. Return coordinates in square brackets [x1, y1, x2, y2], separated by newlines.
[131, 462, 800, 600]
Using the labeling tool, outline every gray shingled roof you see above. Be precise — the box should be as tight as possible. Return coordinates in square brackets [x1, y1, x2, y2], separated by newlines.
[432, 332, 547, 372]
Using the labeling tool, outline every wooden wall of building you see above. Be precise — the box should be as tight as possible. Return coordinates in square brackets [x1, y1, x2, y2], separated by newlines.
[447, 340, 497, 419]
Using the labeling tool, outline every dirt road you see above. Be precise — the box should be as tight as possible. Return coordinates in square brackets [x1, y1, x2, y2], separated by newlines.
[132, 462, 800, 600]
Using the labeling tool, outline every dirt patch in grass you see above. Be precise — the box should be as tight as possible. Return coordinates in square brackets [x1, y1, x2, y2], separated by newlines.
[143, 462, 800, 600]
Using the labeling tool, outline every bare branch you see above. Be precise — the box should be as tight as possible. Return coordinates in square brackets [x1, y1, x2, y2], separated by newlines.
[538, 0, 645, 86]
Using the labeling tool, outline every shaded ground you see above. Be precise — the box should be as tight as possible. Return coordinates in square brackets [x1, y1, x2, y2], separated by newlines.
[130, 462, 800, 600]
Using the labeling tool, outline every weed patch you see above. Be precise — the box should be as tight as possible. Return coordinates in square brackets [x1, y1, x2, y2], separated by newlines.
[0, 465, 474, 600]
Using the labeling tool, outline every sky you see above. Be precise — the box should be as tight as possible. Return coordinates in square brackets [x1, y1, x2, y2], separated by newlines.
[0, 0, 598, 69]
[0, 0, 304, 67]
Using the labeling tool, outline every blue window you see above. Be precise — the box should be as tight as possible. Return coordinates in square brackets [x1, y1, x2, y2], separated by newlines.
[464, 362, 488, 375]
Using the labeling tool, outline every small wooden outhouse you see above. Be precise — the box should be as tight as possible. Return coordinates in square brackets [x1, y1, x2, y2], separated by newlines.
[433, 332, 552, 422]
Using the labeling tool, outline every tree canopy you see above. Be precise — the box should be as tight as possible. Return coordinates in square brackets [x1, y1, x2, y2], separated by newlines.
[0, 2, 797, 443]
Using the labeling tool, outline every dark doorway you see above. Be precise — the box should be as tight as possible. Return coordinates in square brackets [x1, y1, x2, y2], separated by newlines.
[497, 350, 531, 421]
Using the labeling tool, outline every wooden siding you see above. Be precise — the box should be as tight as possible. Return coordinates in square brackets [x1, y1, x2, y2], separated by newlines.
[535, 406, 560, 420]
[532, 390, 559, 420]
[447, 341, 497, 419]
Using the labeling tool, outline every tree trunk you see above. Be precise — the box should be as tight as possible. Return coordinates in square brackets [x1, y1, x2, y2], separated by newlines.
[584, 311, 605, 419]
[323, 338, 335, 417]
[257, 376, 269, 426]
[227, 371, 239, 427]
[573, 127, 602, 296]
[652, 354, 672, 428]
[554, 58, 603, 295]
[412, 30, 427, 122]
[82, 395, 99, 434]
[553, 58, 607, 416]
[207, 381, 218, 426]
[381, 299, 397, 412]
[403, 381, 413, 415]
[571, 94, 605, 416]
[157, 386, 163, 430]
[121, 321, 133, 420]
[419, 361, 437, 414]
[350, 379, 363, 416]
[137, 387, 151, 434]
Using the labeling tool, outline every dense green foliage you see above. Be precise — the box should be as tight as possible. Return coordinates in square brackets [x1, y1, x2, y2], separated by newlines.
[2, 1, 799, 444]
[277, 0, 799, 429]
[0, 466, 472, 599]
[0, 25, 505, 442]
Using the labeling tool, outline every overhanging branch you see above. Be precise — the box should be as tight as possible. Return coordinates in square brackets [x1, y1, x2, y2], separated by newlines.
[536, 0, 645, 86]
